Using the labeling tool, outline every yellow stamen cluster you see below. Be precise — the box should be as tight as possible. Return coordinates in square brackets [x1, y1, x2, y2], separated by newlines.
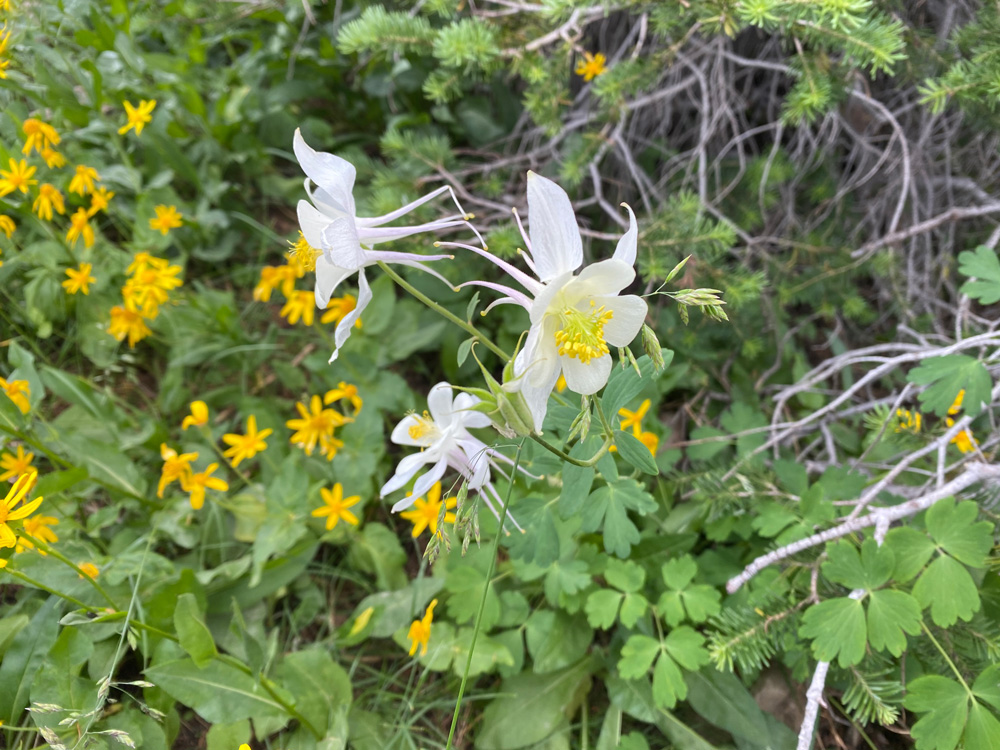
[408, 411, 438, 442]
[287, 232, 322, 273]
[554, 302, 613, 363]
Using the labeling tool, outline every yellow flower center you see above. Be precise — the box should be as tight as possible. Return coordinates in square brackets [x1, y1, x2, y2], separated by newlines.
[408, 411, 438, 441]
[553, 302, 614, 364]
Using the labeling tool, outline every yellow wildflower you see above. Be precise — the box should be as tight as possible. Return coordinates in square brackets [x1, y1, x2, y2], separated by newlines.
[88, 187, 115, 216]
[0, 215, 15, 239]
[126, 252, 164, 276]
[636, 430, 658, 456]
[78, 562, 99, 579]
[324, 382, 362, 414]
[39, 148, 66, 169]
[22, 118, 60, 156]
[287, 232, 321, 273]
[399, 482, 457, 538]
[894, 408, 922, 434]
[407, 599, 437, 656]
[311, 482, 361, 530]
[149, 204, 183, 235]
[575, 51, 607, 81]
[0, 158, 37, 196]
[0, 377, 30, 414]
[253, 266, 283, 302]
[109, 300, 153, 348]
[0, 445, 34, 482]
[181, 401, 209, 430]
[118, 99, 156, 137]
[318, 433, 344, 461]
[0, 472, 43, 549]
[945, 417, 978, 454]
[321, 294, 361, 327]
[286, 395, 352, 456]
[619, 399, 651, 434]
[122, 259, 183, 317]
[158, 443, 197, 498]
[62, 262, 96, 296]
[948, 390, 965, 416]
[187, 463, 228, 510]
[32, 183, 65, 221]
[66, 207, 95, 248]
[68, 164, 99, 196]
[280, 290, 316, 326]
[222, 415, 272, 467]
[17, 513, 58, 554]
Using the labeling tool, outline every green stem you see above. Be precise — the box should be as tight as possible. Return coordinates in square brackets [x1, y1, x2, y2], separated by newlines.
[5, 569, 91, 609]
[445, 440, 524, 750]
[376, 262, 510, 362]
[921, 621, 971, 693]
[529, 433, 612, 467]
[594, 397, 615, 439]
[28, 536, 121, 610]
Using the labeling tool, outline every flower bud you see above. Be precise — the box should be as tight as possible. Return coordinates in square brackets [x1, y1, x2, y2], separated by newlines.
[641, 325, 666, 372]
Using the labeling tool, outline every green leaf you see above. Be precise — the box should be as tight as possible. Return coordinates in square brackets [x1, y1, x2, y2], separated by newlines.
[605, 558, 645, 593]
[800, 597, 866, 667]
[560, 456, 595, 518]
[966, 702, 1000, 750]
[885, 527, 936, 582]
[904, 675, 968, 750]
[274, 649, 352, 735]
[581, 479, 657, 559]
[662, 626, 709, 673]
[958, 245, 1000, 305]
[475, 658, 592, 750]
[0, 598, 59, 725]
[585, 590, 623, 629]
[602, 352, 670, 416]
[174, 593, 217, 668]
[658, 557, 721, 626]
[615, 430, 658, 475]
[926, 498, 993, 567]
[619, 593, 649, 628]
[618, 635, 660, 680]
[526, 610, 593, 673]
[686, 668, 796, 749]
[446, 566, 501, 630]
[907, 355, 991, 417]
[652, 650, 686, 709]
[661, 556, 697, 590]
[144, 658, 290, 725]
[866, 590, 922, 656]
[973, 665, 1000, 713]
[913, 554, 981, 627]
[823, 540, 893, 590]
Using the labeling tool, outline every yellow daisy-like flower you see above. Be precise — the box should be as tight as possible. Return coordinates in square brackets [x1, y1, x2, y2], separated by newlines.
[0, 158, 37, 197]
[280, 290, 316, 326]
[16, 513, 58, 554]
[0, 377, 30, 415]
[321, 294, 361, 327]
[399, 481, 457, 538]
[39, 148, 66, 169]
[894, 408, 922, 434]
[181, 400, 209, 430]
[407, 599, 437, 657]
[0, 445, 34, 483]
[0, 215, 15, 239]
[158, 443, 197, 498]
[575, 51, 607, 81]
[636, 430, 659, 456]
[0, 472, 43, 549]
[310, 482, 361, 530]
[108, 301, 152, 348]
[324, 382, 362, 414]
[222, 415, 272, 467]
[253, 267, 282, 302]
[88, 187, 115, 216]
[945, 416, 978, 454]
[187, 463, 228, 510]
[66, 207, 95, 248]
[62, 262, 96, 296]
[68, 164, 99, 196]
[78, 562, 99, 579]
[286, 395, 352, 456]
[122, 259, 183, 318]
[318, 432, 345, 461]
[287, 232, 322, 273]
[118, 99, 156, 137]
[619, 399, 651, 434]
[149, 204, 183, 235]
[22, 118, 60, 156]
[32, 183, 66, 221]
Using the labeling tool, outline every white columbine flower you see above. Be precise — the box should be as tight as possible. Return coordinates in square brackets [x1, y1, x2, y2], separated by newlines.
[294, 129, 471, 362]
[437, 172, 647, 431]
[381, 382, 525, 528]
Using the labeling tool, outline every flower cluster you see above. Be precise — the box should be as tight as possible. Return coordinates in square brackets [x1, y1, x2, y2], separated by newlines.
[109, 252, 184, 348]
[285, 393, 354, 461]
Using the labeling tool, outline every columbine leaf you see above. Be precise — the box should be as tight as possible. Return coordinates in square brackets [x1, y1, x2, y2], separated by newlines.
[958, 245, 1000, 305]
[912, 554, 981, 627]
[680, 585, 722, 624]
[662, 556, 697, 591]
[605, 558, 645, 593]
[821, 540, 867, 589]
[615, 430, 658, 475]
[800, 597, 866, 667]
[884, 527, 936, 582]
[926, 498, 993, 568]
[618, 635, 660, 680]
[657, 590, 687, 627]
[585, 590, 623, 630]
[966, 702, 1000, 750]
[907, 355, 990, 417]
[904, 676, 968, 750]
[866, 590, 922, 656]
[972, 665, 1000, 713]
[581, 479, 657, 559]
[652, 651, 686, 709]
[619, 593, 648, 628]
[662, 626, 710, 672]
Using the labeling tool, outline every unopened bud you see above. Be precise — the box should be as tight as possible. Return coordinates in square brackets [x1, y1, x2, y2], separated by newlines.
[641, 325, 666, 372]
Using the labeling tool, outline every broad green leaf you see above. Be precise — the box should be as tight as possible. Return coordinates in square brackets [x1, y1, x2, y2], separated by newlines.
[452, 628, 515, 678]
[560, 453, 595, 518]
[678, 585, 722, 624]
[973, 664, 1000, 712]
[526, 610, 592, 673]
[657, 590, 687, 627]
[720, 402, 768, 461]
[602, 352, 670, 416]
[913, 554, 981, 627]
[506, 497, 562, 568]
[823, 540, 893, 590]
[687, 668, 796, 749]
[966, 702, 1000, 750]
[885, 527, 936, 582]
[661, 556, 697, 590]
[652, 650, 686, 708]
[40, 365, 112, 420]
[615, 430, 658, 474]
[773, 458, 808, 495]
[0, 598, 59, 725]
[866, 590, 922, 656]
[958, 245, 1000, 305]
[446, 566, 501, 630]
[800, 597, 866, 666]
[585, 590, 623, 629]
[926, 498, 993, 567]
[904, 675, 968, 750]
[662, 626, 709, 672]
[605, 558, 645, 593]
[618, 635, 660, 680]
[658, 557, 721, 626]
[619, 593, 648, 628]
[751, 501, 798, 538]
[206, 721, 251, 750]
[274, 649, 352, 735]
[543, 558, 591, 605]
[907, 355, 990, 417]
[476, 658, 593, 750]
[174, 593, 217, 668]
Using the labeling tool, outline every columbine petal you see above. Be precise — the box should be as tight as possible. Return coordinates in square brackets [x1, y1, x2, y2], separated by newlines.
[572, 259, 635, 298]
[314, 254, 354, 308]
[427, 382, 455, 426]
[612, 203, 638, 266]
[405, 459, 449, 509]
[329, 267, 372, 363]
[321, 216, 366, 268]
[599, 294, 648, 346]
[518, 366, 561, 432]
[391, 415, 425, 446]
[526, 171, 583, 282]
[380, 453, 427, 497]
[293, 129, 356, 216]
[562, 352, 613, 395]
[453, 393, 492, 428]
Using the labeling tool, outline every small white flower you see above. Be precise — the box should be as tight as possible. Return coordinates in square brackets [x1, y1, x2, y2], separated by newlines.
[439, 172, 647, 431]
[294, 129, 470, 362]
